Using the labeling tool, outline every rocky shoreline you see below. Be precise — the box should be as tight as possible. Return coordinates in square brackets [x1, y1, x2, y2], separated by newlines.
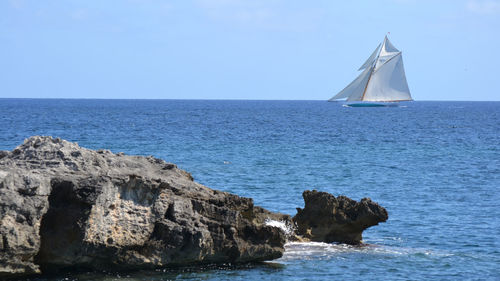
[0, 136, 387, 277]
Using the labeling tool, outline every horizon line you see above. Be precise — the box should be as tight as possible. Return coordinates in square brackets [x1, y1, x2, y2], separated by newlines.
[1, 97, 499, 102]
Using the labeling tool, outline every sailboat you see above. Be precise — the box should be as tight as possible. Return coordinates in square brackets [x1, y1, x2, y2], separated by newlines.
[329, 35, 412, 107]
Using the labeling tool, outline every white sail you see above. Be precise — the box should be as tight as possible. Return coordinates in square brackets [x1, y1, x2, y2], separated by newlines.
[375, 37, 400, 71]
[363, 53, 412, 101]
[329, 35, 412, 103]
[329, 66, 372, 101]
[358, 43, 381, 70]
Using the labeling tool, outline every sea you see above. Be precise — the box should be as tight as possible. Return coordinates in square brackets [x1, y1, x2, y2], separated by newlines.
[0, 99, 499, 280]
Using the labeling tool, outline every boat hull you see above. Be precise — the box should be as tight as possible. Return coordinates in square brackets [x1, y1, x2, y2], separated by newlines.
[344, 102, 399, 107]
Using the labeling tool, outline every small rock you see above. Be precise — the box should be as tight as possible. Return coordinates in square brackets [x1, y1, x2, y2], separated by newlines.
[292, 190, 388, 244]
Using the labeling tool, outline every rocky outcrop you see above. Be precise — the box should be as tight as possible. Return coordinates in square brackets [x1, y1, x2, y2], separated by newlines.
[0, 136, 388, 278]
[292, 190, 388, 244]
[0, 136, 289, 277]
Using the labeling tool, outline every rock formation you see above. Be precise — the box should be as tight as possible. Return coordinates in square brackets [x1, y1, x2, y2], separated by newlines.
[0, 136, 388, 277]
[0, 136, 288, 277]
[293, 190, 388, 244]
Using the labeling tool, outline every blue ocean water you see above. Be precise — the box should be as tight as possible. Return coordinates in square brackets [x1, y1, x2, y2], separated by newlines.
[0, 99, 499, 280]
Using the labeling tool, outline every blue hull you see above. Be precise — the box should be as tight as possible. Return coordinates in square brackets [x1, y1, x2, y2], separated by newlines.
[344, 102, 399, 107]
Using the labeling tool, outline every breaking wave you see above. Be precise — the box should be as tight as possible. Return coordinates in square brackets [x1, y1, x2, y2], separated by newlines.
[264, 219, 294, 236]
[278, 240, 454, 262]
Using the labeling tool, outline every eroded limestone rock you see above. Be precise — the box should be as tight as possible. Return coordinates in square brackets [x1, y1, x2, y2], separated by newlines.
[0, 136, 288, 277]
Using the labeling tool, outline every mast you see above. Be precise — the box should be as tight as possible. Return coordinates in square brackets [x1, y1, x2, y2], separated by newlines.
[360, 36, 385, 101]
[360, 65, 375, 101]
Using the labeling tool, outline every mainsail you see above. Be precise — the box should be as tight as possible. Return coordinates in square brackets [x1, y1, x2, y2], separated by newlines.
[329, 36, 412, 102]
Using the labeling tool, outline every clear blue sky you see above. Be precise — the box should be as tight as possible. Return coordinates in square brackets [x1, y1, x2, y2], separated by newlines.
[1, 0, 499, 101]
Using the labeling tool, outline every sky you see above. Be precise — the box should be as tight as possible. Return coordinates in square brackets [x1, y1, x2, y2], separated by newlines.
[1, 0, 499, 101]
